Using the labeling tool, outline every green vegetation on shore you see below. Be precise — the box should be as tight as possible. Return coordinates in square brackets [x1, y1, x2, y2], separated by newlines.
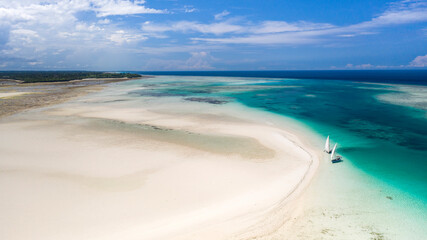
[0, 71, 142, 83]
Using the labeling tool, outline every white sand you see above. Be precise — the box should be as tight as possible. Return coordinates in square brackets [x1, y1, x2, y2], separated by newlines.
[0, 87, 320, 240]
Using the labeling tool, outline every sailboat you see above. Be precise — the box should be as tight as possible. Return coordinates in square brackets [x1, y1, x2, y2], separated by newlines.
[331, 143, 343, 163]
[324, 135, 331, 153]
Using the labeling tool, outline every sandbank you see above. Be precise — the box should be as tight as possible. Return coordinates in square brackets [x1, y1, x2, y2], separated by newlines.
[0, 81, 320, 240]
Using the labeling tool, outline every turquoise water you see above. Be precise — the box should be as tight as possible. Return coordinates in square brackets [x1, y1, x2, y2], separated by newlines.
[231, 79, 427, 201]
[132, 75, 427, 208]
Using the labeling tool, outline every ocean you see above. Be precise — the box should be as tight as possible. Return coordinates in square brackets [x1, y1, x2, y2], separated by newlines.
[137, 70, 427, 85]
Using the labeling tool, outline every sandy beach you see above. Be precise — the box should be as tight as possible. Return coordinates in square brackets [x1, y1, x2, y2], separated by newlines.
[0, 80, 320, 240]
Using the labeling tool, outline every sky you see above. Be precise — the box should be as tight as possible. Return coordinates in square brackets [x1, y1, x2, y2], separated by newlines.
[0, 0, 427, 71]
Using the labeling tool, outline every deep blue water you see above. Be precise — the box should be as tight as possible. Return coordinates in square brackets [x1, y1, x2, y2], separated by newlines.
[135, 71, 427, 202]
[136, 70, 427, 85]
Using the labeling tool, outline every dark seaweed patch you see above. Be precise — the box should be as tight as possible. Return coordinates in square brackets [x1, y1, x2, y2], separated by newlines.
[184, 97, 229, 104]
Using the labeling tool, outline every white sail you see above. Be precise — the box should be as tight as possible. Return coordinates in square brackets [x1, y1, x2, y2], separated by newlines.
[331, 143, 337, 160]
[324, 136, 330, 152]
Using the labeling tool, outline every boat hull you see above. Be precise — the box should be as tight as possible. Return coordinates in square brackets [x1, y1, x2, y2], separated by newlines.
[331, 156, 343, 163]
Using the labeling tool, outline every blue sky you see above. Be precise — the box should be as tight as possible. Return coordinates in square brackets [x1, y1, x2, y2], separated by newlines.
[0, 0, 426, 70]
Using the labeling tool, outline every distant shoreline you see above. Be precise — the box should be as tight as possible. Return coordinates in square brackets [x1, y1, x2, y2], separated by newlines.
[0, 71, 143, 83]
[0, 76, 147, 118]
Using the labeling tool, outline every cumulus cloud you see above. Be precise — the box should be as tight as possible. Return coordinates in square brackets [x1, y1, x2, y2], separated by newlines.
[410, 54, 427, 67]
[0, 0, 165, 69]
[0, 1, 164, 23]
[342, 54, 427, 69]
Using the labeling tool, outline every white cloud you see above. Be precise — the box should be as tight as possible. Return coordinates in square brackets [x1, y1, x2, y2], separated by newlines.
[345, 63, 377, 69]
[141, 19, 335, 39]
[342, 63, 401, 69]
[214, 10, 230, 20]
[98, 18, 111, 24]
[0, 1, 164, 25]
[76, 23, 103, 32]
[108, 30, 147, 45]
[339, 34, 356, 37]
[252, 21, 334, 34]
[140, 1, 427, 46]
[372, 0, 427, 25]
[11, 29, 42, 43]
[142, 20, 243, 35]
[192, 31, 321, 45]
[410, 54, 427, 67]
[184, 5, 197, 13]
[193, 0, 427, 45]
[338, 0, 427, 36]
[93, 0, 165, 17]
[0, 0, 426, 70]
[28, 61, 43, 66]
[342, 54, 427, 69]
[0, 0, 164, 69]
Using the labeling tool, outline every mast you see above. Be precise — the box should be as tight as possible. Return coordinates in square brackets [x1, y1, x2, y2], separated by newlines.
[331, 143, 337, 160]
[324, 136, 330, 152]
